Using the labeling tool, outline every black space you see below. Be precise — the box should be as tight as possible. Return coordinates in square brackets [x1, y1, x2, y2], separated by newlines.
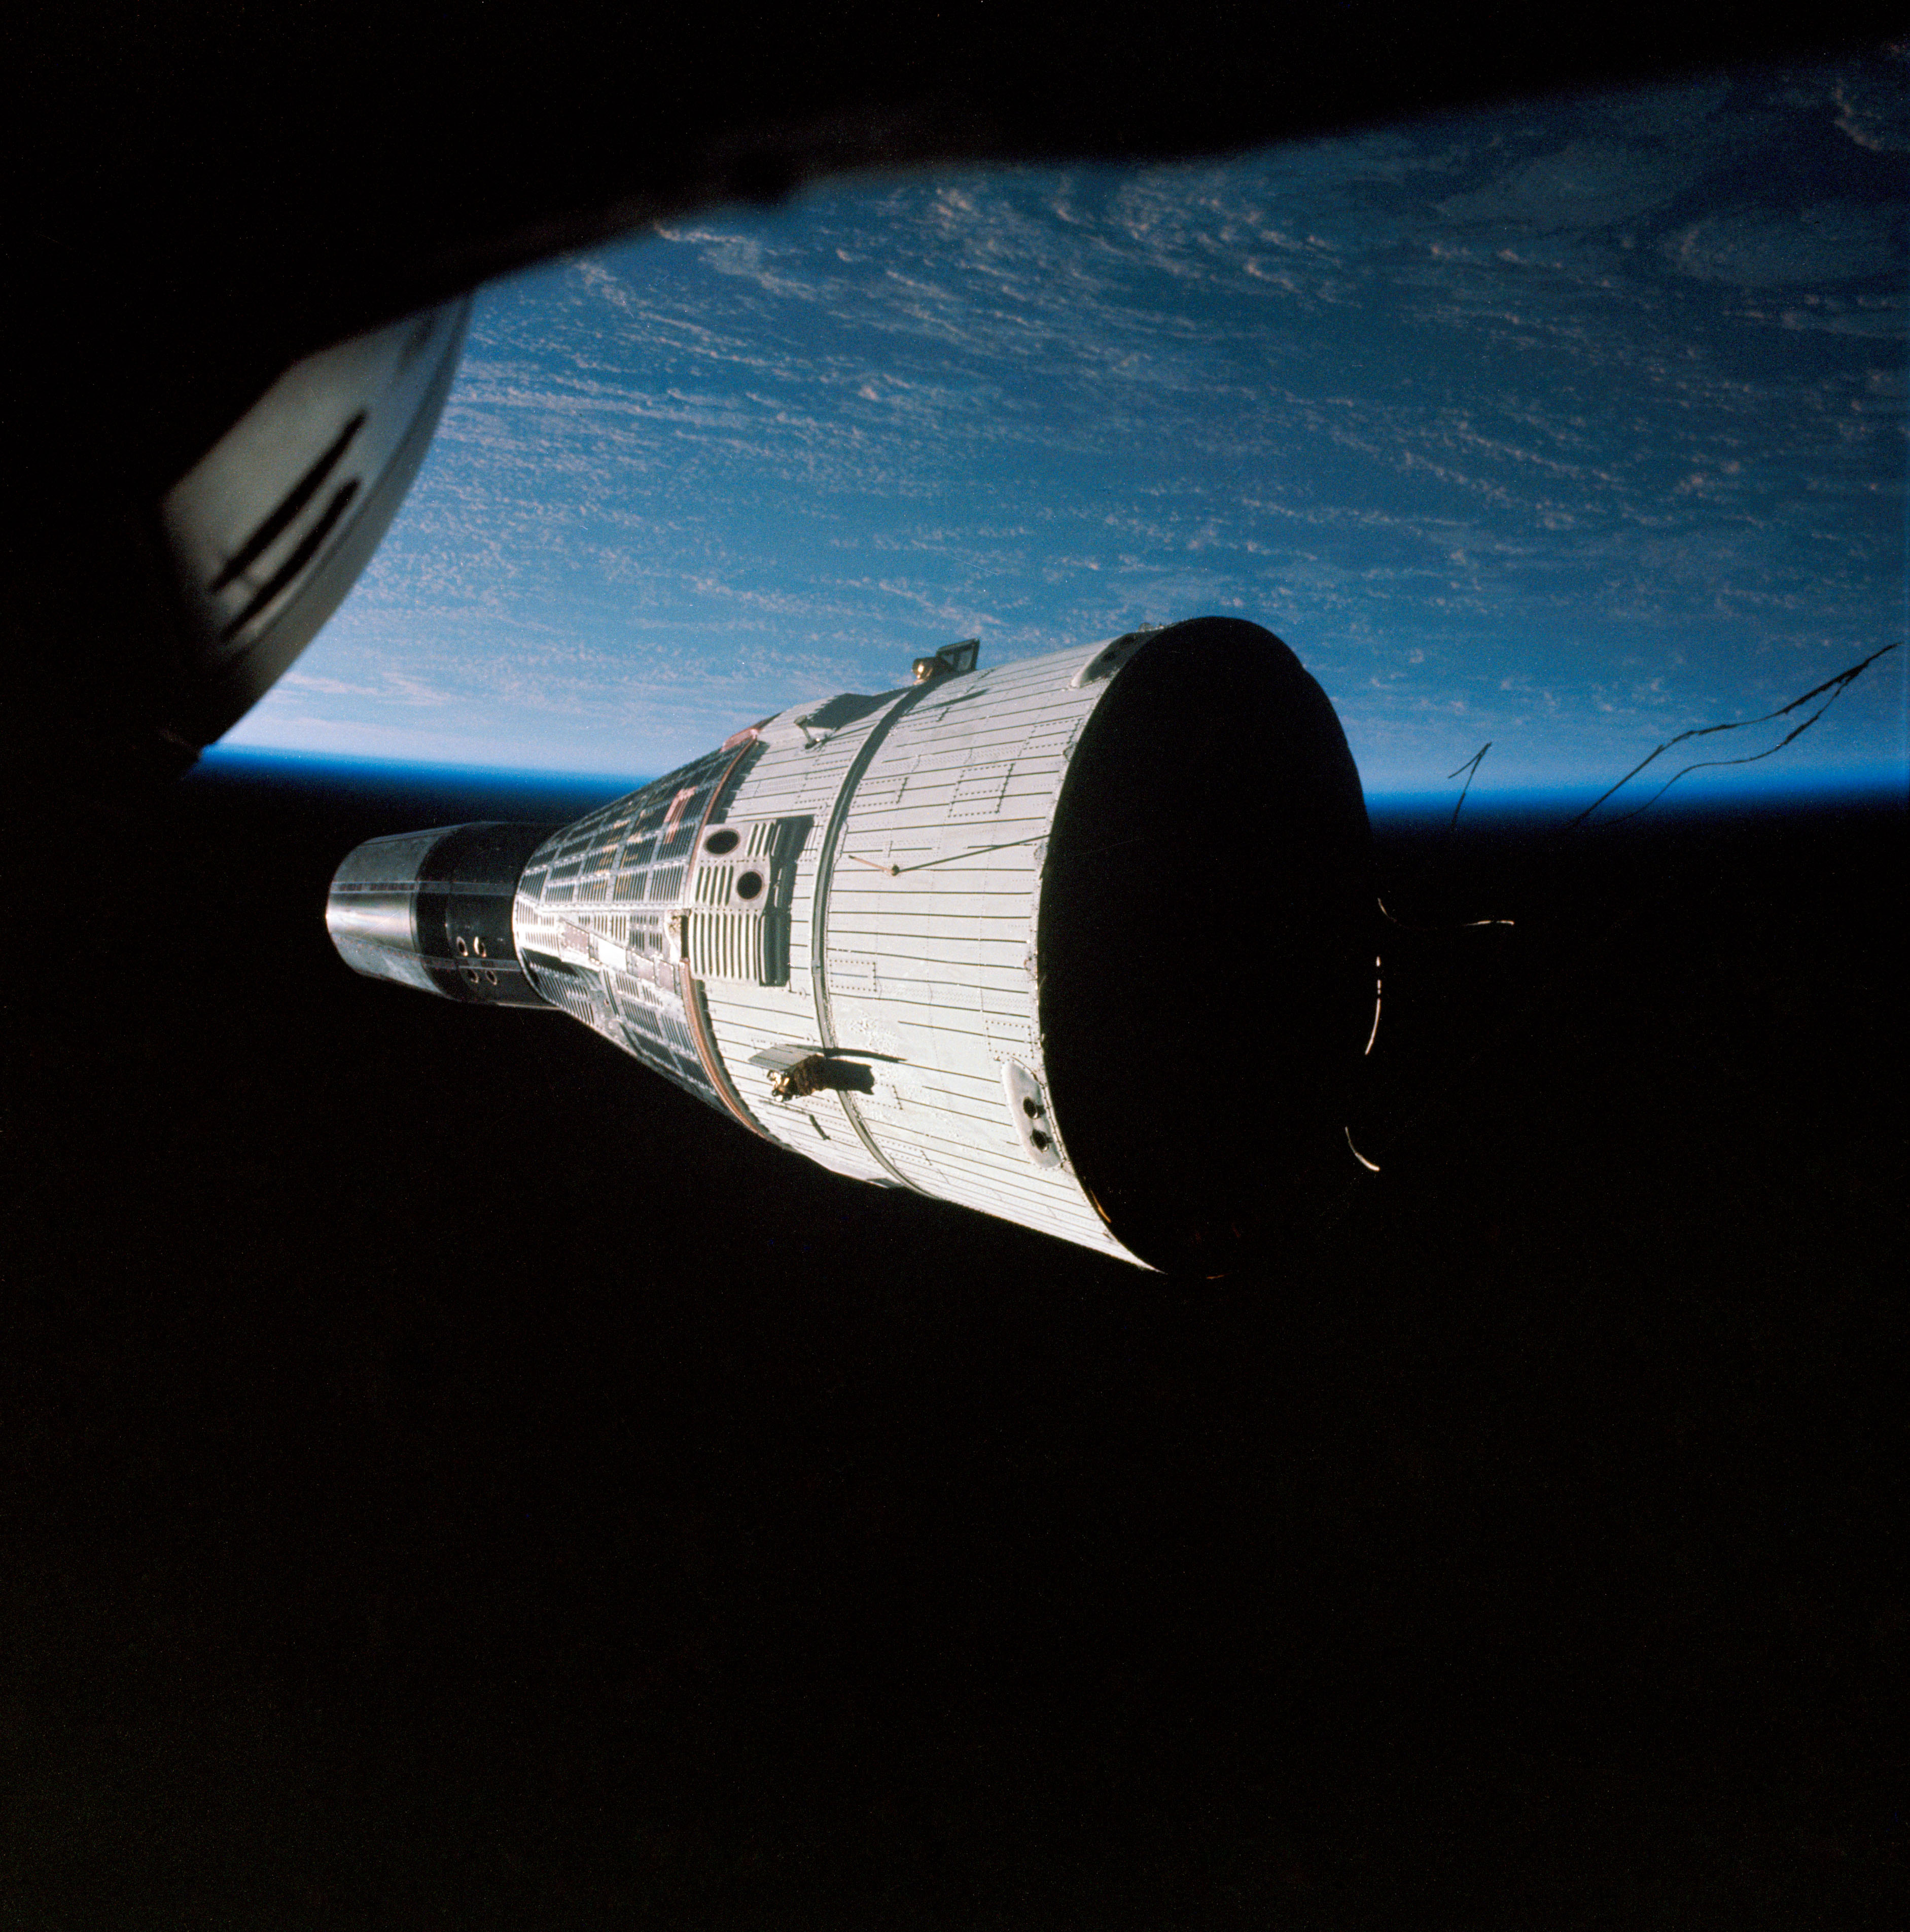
[2, 767, 1902, 1928]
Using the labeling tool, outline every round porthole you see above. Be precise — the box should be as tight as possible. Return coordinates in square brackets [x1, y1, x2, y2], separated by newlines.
[703, 829, 741, 855]
[736, 870, 765, 902]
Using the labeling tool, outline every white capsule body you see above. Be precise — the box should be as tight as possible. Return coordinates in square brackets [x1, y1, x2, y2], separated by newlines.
[511, 633, 1145, 1263]
[329, 618, 1374, 1276]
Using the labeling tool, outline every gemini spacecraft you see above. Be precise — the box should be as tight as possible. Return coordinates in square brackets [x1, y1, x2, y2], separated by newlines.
[326, 617, 1374, 1273]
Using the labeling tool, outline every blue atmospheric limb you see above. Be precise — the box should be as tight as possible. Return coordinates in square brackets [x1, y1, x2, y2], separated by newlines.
[225, 62, 1906, 802]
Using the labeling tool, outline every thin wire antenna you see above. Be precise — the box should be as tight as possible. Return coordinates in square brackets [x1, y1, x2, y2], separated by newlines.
[1375, 742, 1518, 933]
[1359, 645, 1898, 1179]
[840, 836, 1043, 877]
[1562, 642, 1899, 833]
[1444, 741, 1492, 838]
[1377, 897, 1514, 932]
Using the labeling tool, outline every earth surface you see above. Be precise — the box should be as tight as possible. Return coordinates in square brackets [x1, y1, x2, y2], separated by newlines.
[223, 56, 1906, 804]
